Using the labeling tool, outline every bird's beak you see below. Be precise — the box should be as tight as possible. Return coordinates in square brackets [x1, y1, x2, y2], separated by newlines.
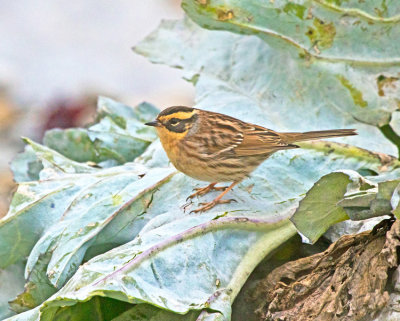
[145, 120, 160, 127]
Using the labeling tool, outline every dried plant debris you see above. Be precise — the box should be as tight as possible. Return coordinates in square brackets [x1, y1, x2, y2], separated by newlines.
[255, 219, 400, 321]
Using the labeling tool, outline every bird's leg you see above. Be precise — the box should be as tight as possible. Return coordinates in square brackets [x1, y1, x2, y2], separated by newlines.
[186, 182, 228, 201]
[191, 182, 238, 213]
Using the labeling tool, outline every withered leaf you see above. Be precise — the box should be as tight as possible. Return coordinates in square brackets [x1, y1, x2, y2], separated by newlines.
[255, 219, 400, 321]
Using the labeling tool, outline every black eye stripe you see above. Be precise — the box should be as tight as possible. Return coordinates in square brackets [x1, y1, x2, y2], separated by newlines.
[169, 118, 180, 125]
[165, 114, 198, 133]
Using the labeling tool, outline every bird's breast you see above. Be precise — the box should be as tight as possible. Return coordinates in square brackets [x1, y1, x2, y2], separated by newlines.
[158, 134, 266, 183]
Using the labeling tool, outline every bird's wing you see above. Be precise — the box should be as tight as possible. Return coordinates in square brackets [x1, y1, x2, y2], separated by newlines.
[201, 119, 244, 156]
[233, 124, 299, 156]
[192, 112, 297, 157]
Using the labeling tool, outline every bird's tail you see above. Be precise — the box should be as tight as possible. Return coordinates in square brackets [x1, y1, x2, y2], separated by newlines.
[282, 129, 357, 144]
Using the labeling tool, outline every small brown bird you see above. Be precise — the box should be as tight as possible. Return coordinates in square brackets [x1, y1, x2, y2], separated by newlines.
[145, 107, 357, 213]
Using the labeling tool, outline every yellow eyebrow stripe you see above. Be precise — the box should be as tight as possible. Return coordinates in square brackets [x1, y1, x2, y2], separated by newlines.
[159, 110, 196, 121]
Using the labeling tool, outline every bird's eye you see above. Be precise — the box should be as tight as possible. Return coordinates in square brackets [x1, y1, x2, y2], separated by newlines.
[169, 118, 180, 126]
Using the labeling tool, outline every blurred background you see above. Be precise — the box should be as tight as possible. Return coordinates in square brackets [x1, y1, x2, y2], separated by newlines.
[0, 0, 194, 217]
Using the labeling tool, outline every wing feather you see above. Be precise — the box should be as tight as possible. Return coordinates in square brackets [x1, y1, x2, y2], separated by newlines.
[233, 124, 298, 156]
[192, 112, 297, 157]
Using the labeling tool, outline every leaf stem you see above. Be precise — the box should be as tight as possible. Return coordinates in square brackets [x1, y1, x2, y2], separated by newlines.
[226, 220, 296, 303]
[93, 216, 294, 286]
[298, 140, 399, 167]
[196, 220, 296, 320]
[314, 0, 400, 23]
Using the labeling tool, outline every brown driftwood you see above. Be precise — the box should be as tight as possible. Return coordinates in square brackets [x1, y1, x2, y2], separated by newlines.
[255, 219, 400, 321]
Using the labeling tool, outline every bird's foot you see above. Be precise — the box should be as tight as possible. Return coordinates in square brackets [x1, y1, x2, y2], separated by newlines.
[190, 198, 236, 213]
[186, 183, 227, 201]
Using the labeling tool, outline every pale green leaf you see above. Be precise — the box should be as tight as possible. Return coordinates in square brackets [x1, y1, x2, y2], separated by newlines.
[291, 171, 354, 243]
[182, 0, 400, 63]
[21, 216, 296, 321]
[25, 165, 175, 288]
[135, 18, 400, 155]
[24, 138, 97, 176]
[43, 97, 159, 166]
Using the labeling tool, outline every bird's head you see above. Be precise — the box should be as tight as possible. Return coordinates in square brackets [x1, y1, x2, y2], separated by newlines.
[145, 106, 199, 141]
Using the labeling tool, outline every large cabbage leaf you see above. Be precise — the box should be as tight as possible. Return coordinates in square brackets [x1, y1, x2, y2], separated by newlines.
[182, 0, 400, 62]
[135, 17, 400, 156]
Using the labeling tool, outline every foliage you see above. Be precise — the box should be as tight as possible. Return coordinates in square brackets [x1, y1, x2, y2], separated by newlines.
[1, 1, 400, 320]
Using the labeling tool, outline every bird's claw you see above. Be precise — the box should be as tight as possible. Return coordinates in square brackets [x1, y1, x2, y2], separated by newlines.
[190, 198, 237, 214]
[186, 184, 227, 201]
